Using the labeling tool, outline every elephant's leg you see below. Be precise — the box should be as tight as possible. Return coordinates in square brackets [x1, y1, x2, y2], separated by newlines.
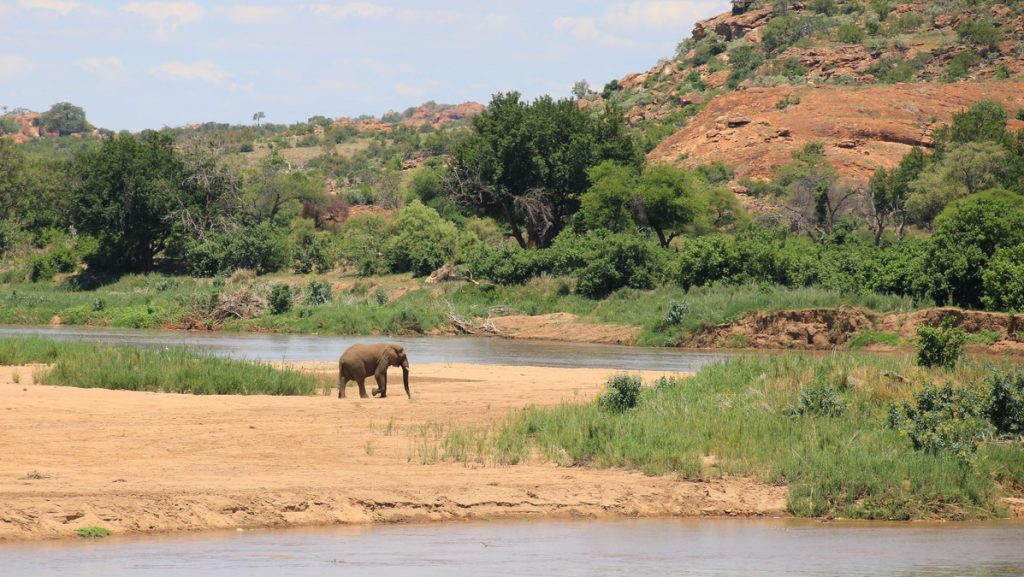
[373, 372, 387, 398]
[357, 378, 369, 398]
[338, 378, 348, 398]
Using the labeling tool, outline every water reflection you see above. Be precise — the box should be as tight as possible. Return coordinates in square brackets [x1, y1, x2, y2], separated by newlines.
[3, 519, 1023, 577]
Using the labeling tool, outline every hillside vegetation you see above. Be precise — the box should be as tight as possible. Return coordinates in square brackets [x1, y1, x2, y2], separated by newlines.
[1, 0, 1023, 350]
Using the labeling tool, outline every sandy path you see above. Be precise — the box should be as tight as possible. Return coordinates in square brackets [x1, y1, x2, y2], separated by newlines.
[0, 363, 787, 541]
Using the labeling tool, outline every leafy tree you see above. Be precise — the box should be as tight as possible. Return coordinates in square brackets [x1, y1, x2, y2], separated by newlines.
[633, 164, 703, 248]
[337, 214, 392, 276]
[579, 161, 636, 232]
[239, 150, 325, 225]
[386, 201, 459, 276]
[867, 147, 925, 244]
[925, 189, 1024, 307]
[446, 92, 641, 248]
[779, 143, 859, 239]
[252, 111, 266, 127]
[39, 102, 90, 136]
[571, 80, 591, 99]
[906, 142, 1008, 226]
[981, 243, 1024, 312]
[945, 100, 1009, 147]
[0, 139, 29, 221]
[71, 131, 183, 272]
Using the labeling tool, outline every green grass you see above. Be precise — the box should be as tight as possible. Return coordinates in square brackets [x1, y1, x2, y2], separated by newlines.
[0, 336, 322, 395]
[848, 330, 902, 349]
[75, 526, 112, 538]
[1, 274, 923, 346]
[439, 354, 1024, 520]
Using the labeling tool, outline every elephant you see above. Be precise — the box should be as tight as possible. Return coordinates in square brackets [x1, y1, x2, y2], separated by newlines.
[338, 343, 410, 399]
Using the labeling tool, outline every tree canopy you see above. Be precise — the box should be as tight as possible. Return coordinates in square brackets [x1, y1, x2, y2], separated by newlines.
[446, 92, 641, 248]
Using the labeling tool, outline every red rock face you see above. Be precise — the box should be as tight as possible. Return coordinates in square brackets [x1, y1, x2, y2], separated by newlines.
[647, 82, 1024, 186]
[332, 101, 485, 132]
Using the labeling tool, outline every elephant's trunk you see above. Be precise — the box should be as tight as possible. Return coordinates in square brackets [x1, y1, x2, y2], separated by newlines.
[401, 360, 410, 398]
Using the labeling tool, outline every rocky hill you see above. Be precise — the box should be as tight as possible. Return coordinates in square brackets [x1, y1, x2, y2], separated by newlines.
[589, 0, 1024, 185]
[332, 101, 485, 133]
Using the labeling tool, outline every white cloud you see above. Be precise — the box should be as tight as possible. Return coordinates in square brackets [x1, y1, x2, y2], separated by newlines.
[227, 4, 284, 24]
[78, 57, 129, 82]
[19, 0, 79, 15]
[0, 55, 33, 82]
[151, 60, 230, 85]
[309, 2, 391, 21]
[121, 2, 202, 39]
[555, 1, 725, 48]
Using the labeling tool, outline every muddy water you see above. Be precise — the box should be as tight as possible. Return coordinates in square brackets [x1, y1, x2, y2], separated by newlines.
[3, 519, 1023, 576]
[0, 325, 733, 371]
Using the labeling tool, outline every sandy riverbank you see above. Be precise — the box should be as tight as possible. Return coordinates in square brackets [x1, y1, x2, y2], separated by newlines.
[0, 363, 787, 542]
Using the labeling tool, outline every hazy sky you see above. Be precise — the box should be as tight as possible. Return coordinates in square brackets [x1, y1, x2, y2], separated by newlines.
[1, 0, 729, 130]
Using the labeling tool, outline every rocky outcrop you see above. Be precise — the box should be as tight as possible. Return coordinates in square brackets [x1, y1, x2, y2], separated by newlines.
[334, 101, 485, 133]
[690, 306, 1024, 351]
[648, 82, 1024, 185]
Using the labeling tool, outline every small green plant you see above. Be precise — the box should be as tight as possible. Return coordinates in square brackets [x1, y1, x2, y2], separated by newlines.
[836, 23, 865, 44]
[597, 374, 642, 412]
[789, 383, 846, 417]
[775, 95, 801, 110]
[987, 368, 1024, 436]
[306, 279, 333, 305]
[91, 298, 105, 312]
[887, 381, 992, 463]
[664, 301, 689, 326]
[76, 526, 112, 538]
[373, 287, 389, 306]
[268, 284, 292, 315]
[916, 316, 967, 369]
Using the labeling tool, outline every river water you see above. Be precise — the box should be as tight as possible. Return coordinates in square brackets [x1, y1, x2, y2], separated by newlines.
[2, 519, 1022, 577]
[0, 325, 734, 372]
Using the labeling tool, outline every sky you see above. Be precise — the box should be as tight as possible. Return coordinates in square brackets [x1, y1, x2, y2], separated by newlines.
[0, 0, 730, 131]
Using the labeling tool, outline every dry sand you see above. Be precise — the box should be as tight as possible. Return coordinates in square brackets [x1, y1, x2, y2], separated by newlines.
[0, 363, 787, 542]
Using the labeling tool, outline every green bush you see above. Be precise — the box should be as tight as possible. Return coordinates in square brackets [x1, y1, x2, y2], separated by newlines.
[957, 20, 1001, 52]
[987, 368, 1024, 437]
[887, 381, 992, 462]
[836, 23, 865, 44]
[943, 51, 981, 82]
[386, 201, 459, 276]
[306, 279, 332, 305]
[337, 215, 391, 276]
[269, 284, 292, 314]
[672, 235, 740, 290]
[187, 223, 292, 276]
[916, 316, 967, 370]
[981, 243, 1024, 312]
[790, 383, 846, 417]
[597, 374, 642, 412]
[468, 245, 554, 285]
[664, 300, 689, 326]
[557, 232, 664, 299]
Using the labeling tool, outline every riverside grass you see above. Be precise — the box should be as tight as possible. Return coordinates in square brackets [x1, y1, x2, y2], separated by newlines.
[438, 354, 1024, 520]
[1, 273, 922, 346]
[0, 337, 320, 395]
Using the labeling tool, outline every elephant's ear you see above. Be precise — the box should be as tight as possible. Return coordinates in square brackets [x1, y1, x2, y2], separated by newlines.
[378, 346, 396, 373]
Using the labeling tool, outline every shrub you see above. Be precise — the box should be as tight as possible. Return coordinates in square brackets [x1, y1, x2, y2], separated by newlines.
[597, 374, 642, 412]
[186, 223, 292, 276]
[790, 383, 846, 417]
[468, 245, 554, 285]
[337, 215, 391, 276]
[916, 316, 967, 370]
[268, 284, 292, 314]
[558, 232, 664, 299]
[943, 51, 980, 82]
[957, 20, 1001, 52]
[836, 23, 865, 44]
[887, 382, 992, 463]
[987, 368, 1024, 437]
[306, 279, 332, 305]
[664, 301, 689, 326]
[982, 243, 1024, 312]
[386, 201, 459, 277]
[672, 235, 740, 290]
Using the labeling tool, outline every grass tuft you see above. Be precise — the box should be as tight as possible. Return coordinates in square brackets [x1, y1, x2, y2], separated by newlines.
[0, 336, 320, 395]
